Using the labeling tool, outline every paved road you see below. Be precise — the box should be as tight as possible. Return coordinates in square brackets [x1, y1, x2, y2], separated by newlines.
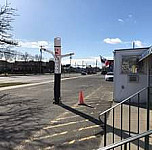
[0, 73, 80, 84]
[0, 74, 113, 150]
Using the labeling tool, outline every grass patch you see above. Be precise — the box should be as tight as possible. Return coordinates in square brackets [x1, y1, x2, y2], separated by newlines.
[0, 82, 29, 88]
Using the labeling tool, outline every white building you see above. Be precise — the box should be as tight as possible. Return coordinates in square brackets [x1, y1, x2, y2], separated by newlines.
[114, 47, 152, 103]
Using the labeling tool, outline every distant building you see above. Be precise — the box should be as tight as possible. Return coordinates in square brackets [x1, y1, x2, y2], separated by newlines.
[0, 60, 10, 73]
[0, 60, 54, 74]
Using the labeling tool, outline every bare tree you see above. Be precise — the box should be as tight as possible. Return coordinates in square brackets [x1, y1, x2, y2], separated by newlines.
[0, 2, 17, 46]
[21, 52, 29, 62]
[0, 2, 18, 75]
[34, 54, 41, 61]
[3, 49, 12, 61]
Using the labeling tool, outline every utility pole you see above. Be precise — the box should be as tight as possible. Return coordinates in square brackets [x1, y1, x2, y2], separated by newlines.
[40, 37, 74, 104]
[96, 59, 97, 72]
[70, 54, 72, 67]
[40, 47, 42, 74]
[69, 53, 72, 74]
[133, 41, 135, 49]
[82, 61, 84, 69]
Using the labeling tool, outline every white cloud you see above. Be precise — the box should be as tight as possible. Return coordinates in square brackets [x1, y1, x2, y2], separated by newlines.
[103, 38, 122, 44]
[18, 40, 53, 49]
[118, 14, 135, 23]
[134, 40, 143, 47]
[118, 19, 124, 23]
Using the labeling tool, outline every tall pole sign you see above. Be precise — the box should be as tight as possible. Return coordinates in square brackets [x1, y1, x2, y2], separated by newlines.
[54, 37, 61, 104]
[40, 37, 74, 104]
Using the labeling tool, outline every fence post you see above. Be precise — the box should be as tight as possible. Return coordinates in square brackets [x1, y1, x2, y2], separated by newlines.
[145, 87, 150, 150]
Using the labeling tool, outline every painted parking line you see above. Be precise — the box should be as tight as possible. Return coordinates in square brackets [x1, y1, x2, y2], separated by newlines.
[43, 146, 54, 150]
[14, 83, 102, 149]
[27, 131, 68, 142]
[29, 119, 89, 140]
[44, 119, 89, 130]
[63, 135, 96, 145]
[25, 124, 100, 143]
[56, 115, 79, 121]
[15, 119, 98, 149]
[78, 125, 100, 131]
[79, 135, 96, 141]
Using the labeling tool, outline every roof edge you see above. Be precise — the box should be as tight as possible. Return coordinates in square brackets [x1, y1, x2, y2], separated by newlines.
[114, 47, 150, 52]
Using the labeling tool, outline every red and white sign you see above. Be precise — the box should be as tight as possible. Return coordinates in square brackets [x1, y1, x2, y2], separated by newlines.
[55, 47, 61, 56]
[54, 37, 61, 73]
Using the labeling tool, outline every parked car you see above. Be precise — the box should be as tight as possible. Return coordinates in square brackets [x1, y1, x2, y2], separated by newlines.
[92, 70, 97, 74]
[81, 71, 87, 75]
[101, 70, 107, 75]
[105, 72, 114, 81]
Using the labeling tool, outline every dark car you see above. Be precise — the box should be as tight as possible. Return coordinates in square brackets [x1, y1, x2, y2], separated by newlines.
[101, 70, 107, 75]
[81, 71, 87, 75]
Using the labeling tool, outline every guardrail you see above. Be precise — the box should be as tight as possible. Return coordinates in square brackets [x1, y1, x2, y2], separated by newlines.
[98, 86, 151, 149]
[98, 130, 152, 150]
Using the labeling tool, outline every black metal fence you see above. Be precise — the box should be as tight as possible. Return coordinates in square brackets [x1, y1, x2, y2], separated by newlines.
[99, 87, 151, 150]
[98, 130, 152, 150]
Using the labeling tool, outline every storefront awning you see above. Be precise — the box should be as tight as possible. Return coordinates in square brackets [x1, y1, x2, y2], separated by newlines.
[139, 46, 152, 62]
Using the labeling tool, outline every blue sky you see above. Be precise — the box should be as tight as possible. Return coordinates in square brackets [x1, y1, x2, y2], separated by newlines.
[1, 0, 152, 67]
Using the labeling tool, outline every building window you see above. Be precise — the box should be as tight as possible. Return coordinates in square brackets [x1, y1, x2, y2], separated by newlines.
[121, 55, 145, 74]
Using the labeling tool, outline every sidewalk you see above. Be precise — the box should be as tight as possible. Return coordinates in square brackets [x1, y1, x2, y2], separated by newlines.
[99, 102, 152, 149]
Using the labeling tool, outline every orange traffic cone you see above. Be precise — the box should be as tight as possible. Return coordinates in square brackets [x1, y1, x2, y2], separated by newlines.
[78, 91, 85, 105]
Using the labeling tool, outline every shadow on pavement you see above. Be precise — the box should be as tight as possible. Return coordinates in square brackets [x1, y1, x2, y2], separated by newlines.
[78, 103, 94, 108]
[58, 103, 103, 126]
[0, 93, 46, 150]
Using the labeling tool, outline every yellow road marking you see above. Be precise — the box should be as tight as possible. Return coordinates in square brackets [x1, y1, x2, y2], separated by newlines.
[63, 135, 96, 145]
[34, 125, 100, 142]
[68, 140, 76, 144]
[79, 135, 96, 141]
[56, 115, 78, 121]
[27, 124, 100, 144]
[43, 147, 51, 150]
[78, 125, 100, 131]
[42, 146, 55, 150]
[50, 120, 58, 123]
[14, 84, 103, 149]
[44, 119, 89, 130]
[30, 131, 67, 141]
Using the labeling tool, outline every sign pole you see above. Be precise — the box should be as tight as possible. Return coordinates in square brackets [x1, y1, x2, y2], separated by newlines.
[54, 37, 61, 104]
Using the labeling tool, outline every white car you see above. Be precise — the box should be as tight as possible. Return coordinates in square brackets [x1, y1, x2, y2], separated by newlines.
[105, 72, 114, 81]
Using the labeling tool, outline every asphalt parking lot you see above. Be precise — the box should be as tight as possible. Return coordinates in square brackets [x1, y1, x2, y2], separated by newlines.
[0, 73, 113, 150]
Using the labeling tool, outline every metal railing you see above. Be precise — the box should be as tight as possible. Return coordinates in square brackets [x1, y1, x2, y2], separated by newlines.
[98, 130, 152, 150]
[98, 86, 151, 149]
